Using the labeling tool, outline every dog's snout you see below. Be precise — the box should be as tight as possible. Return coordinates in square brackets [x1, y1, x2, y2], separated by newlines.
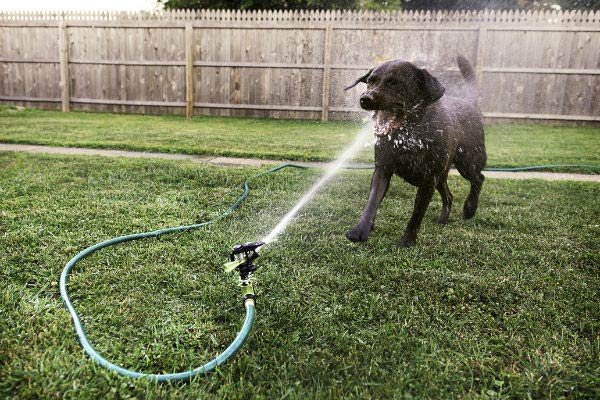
[360, 93, 375, 109]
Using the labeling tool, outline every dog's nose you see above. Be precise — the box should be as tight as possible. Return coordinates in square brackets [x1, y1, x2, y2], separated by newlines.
[360, 94, 375, 109]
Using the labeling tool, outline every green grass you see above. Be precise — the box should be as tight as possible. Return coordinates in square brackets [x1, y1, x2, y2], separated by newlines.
[1, 152, 598, 399]
[0, 106, 356, 162]
[1, 106, 599, 172]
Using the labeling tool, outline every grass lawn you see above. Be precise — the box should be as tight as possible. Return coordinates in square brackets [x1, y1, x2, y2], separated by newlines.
[1, 151, 598, 398]
[1, 107, 599, 172]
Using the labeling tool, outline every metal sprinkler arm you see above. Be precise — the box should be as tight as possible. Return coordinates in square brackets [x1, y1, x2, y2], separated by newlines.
[229, 240, 265, 262]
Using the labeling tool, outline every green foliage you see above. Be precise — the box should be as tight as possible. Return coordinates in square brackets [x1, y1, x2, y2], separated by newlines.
[402, 0, 600, 10]
[159, 0, 405, 10]
[160, 0, 359, 10]
[358, 0, 402, 10]
[159, 0, 600, 10]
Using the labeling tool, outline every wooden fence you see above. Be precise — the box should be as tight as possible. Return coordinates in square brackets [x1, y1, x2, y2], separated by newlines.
[1, 9, 599, 122]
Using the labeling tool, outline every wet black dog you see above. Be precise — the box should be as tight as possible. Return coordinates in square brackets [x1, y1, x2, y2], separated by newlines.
[345, 56, 486, 247]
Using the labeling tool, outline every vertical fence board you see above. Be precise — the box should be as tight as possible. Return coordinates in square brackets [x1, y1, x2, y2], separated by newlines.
[475, 26, 486, 90]
[321, 24, 333, 121]
[185, 23, 193, 117]
[59, 23, 70, 111]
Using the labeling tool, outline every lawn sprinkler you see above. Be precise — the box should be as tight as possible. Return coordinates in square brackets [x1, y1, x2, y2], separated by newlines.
[224, 241, 265, 305]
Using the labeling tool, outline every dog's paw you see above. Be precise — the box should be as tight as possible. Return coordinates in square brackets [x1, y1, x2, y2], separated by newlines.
[398, 233, 416, 248]
[346, 226, 369, 242]
[463, 202, 477, 220]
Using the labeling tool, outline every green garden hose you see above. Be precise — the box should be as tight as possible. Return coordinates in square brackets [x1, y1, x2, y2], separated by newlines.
[60, 163, 307, 382]
[484, 164, 600, 172]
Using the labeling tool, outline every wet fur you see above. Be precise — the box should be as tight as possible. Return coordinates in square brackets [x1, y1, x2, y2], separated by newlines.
[346, 56, 487, 247]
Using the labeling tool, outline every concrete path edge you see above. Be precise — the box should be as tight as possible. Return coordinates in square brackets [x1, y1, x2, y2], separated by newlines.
[1, 143, 599, 183]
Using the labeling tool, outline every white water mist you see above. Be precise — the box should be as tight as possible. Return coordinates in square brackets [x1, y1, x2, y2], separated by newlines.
[261, 122, 372, 245]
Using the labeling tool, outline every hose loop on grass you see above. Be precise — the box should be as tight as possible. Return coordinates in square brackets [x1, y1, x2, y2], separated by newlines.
[60, 163, 307, 382]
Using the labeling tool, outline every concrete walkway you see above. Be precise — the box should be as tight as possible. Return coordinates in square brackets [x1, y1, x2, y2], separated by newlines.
[1, 143, 599, 183]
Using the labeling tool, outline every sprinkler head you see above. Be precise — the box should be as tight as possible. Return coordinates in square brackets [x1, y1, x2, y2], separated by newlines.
[224, 241, 265, 285]
[229, 241, 265, 261]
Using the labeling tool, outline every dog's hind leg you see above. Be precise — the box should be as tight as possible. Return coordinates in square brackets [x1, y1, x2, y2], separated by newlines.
[399, 183, 435, 248]
[436, 173, 453, 225]
[456, 161, 484, 219]
[462, 172, 484, 219]
[454, 144, 486, 220]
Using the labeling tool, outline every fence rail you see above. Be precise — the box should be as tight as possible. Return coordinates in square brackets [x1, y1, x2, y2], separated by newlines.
[1, 9, 599, 122]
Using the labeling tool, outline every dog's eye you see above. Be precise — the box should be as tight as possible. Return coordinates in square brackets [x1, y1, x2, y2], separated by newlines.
[386, 78, 402, 87]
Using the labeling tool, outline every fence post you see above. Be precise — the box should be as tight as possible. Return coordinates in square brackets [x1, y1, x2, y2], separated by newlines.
[185, 22, 194, 118]
[59, 22, 70, 112]
[475, 25, 487, 91]
[321, 23, 333, 122]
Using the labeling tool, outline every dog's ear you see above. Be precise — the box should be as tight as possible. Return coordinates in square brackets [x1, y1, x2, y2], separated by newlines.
[419, 68, 445, 105]
[344, 68, 374, 91]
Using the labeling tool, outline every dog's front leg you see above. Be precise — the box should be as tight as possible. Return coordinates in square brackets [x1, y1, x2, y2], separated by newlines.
[399, 183, 435, 248]
[346, 167, 392, 242]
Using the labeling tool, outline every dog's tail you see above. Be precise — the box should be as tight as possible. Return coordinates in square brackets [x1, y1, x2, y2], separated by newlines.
[457, 55, 476, 84]
[457, 55, 478, 103]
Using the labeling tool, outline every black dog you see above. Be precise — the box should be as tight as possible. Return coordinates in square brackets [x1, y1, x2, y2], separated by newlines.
[345, 56, 486, 247]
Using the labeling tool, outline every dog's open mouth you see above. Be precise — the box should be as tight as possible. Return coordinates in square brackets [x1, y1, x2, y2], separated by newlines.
[374, 125, 390, 137]
[373, 113, 405, 137]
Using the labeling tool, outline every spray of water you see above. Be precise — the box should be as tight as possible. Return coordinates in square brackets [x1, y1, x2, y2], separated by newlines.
[260, 122, 372, 245]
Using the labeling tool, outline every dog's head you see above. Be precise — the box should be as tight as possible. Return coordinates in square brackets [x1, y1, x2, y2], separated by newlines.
[345, 60, 445, 112]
